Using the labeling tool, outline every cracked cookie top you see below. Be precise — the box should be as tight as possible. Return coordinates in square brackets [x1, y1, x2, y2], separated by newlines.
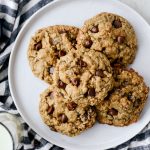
[53, 49, 114, 106]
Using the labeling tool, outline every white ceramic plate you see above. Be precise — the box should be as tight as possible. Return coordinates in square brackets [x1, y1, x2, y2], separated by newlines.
[8, 0, 150, 149]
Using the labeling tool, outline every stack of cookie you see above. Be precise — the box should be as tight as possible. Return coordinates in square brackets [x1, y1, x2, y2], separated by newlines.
[28, 12, 149, 136]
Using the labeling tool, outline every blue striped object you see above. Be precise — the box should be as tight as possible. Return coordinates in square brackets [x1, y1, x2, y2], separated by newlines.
[0, 0, 150, 150]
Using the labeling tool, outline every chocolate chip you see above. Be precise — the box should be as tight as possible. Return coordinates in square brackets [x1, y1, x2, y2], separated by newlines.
[59, 50, 66, 57]
[95, 69, 105, 78]
[60, 114, 68, 123]
[107, 108, 118, 116]
[35, 42, 42, 50]
[88, 88, 96, 97]
[58, 80, 66, 89]
[48, 67, 54, 74]
[83, 39, 93, 48]
[77, 59, 87, 67]
[112, 20, 122, 28]
[117, 36, 125, 44]
[67, 102, 77, 111]
[47, 106, 54, 114]
[71, 78, 80, 86]
[90, 25, 99, 33]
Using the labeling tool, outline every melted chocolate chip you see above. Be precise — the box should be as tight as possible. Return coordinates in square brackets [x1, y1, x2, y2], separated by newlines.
[67, 102, 77, 111]
[90, 25, 99, 33]
[88, 88, 96, 97]
[107, 108, 118, 116]
[47, 105, 54, 114]
[59, 50, 66, 57]
[112, 20, 122, 28]
[77, 59, 87, 67]
[83, 39, 93, 48]
[60, 114, 68, 123]
[71, 78, 80, 86]
[58, 80, 66, 89]
[35, 42, 42, 50]
[117, 36, 125, 44]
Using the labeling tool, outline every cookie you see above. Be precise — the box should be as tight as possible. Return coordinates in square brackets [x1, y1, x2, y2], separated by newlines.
[39, 86, 96, 136]
[96, 68, 149, 126]
[53, 49, 114, 106]
[28, 25, 79, 83]
[77, 12, 137, 66]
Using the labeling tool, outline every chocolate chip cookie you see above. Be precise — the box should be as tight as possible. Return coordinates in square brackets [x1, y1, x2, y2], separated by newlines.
[28, 25, 79, 83]
[96, 68, 149, 126]
[53, 49, 114, 106]
[77, 12, 137, 66]
[39, 86, 96, 136]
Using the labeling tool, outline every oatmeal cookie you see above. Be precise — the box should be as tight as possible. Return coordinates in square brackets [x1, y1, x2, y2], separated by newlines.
[96, 68, 149, 126]
[53, 49, 114, 106]
[77, 12, 137, 66]
[28, 25, 79, 83]
[39, 86, 96, 136]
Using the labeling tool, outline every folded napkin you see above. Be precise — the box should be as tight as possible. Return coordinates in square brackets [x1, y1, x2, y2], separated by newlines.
[0, 0, 150, 149]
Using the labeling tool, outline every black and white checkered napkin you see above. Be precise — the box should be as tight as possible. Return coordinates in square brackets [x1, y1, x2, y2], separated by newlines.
[0, 0, 150, 149]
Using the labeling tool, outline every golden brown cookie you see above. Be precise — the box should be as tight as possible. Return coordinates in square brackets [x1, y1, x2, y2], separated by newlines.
[39, 86, 96, 136]
[96, 68, 149, 126]
[77, 12, 137, 66]
[28, 25, 79, 83]
[53, 49, 114, 106]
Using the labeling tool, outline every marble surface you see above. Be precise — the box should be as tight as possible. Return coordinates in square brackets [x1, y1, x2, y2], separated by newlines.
[120, 0, 150, 24]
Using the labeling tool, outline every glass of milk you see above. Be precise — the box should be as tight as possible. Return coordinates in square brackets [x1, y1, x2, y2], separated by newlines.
[0, 112, 23, 150]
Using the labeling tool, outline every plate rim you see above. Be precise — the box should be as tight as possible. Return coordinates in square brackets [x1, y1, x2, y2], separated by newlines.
[8, 0, 150, 149]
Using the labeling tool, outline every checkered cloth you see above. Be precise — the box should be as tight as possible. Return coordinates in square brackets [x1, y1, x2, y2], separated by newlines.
[0, 0, 150, 149]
